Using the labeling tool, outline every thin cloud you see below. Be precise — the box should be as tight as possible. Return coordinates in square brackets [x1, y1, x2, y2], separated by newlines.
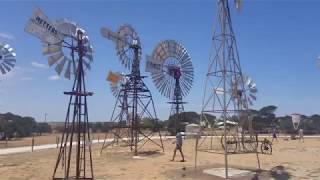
[0, 32, 15, 40]
[20, 77, 33, 81]
[31, 61, 48, 69]
[49, 75, 60, 80]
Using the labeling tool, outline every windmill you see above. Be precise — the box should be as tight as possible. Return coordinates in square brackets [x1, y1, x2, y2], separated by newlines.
[194, 0, 260, 178]
[100, 24, 164, 156]
[25, 8, 94, 179]
[0, 43, 16, 75]
[146, 40, 194, 133]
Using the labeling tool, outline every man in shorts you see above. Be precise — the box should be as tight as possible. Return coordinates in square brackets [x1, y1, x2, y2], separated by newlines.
[171, 130, 185, 162]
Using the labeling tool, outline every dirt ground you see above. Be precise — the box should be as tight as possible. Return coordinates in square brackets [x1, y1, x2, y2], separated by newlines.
[0, 136, 319, 180]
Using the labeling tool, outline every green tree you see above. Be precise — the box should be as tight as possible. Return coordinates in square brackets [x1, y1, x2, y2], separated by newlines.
[167, 111, 200, 135]
[251, 105, 278, 132]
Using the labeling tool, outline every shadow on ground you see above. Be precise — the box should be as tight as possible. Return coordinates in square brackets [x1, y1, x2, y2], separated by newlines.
[166, 164, 292, 180]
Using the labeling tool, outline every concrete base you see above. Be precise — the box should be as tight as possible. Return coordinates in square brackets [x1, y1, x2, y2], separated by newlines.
[203, 167, 253, 178]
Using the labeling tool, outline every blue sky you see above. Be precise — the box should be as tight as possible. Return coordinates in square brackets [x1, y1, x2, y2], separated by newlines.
[0, 0, 320, 122]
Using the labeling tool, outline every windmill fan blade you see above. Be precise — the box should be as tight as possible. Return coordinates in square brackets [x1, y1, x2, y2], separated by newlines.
[83, 60, 91, 70]
[243, 102, 248, 109]
[4, 60, 15, 68]
[249, 87, 257, 93]
[43, 44, 62, 55]
[149, 40, 193, 99]
[38, 19, 93, 80]
[249, 93, 257, 101]
[246, 77, 251, 86]
[0, 65, 6, 74]
[4, 53, 16, 59]
[3, 44, 10, 49]
[235, 0, 242, 11]
[1, 63, 11, 72]
[4, 59, 16, 63]
[0, 43, 16, 74]
[114, 24, 141, 69]
[73, 60, 78, 75]
[64, 60, 72, 79]
[55, 19, 77, 37]
[55, 57, 67, 75]
[85, 54, 93, 61]
[48, 52, 64, 66]
[85, 46, 93, 56]
[145, 55, 162, 73]
[247, 97, 253, 106]
[250, 82, 256, 89]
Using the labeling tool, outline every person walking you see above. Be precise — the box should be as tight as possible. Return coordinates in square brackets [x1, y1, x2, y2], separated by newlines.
[272, 128, 278, 142]
[171, 130, 185, 162]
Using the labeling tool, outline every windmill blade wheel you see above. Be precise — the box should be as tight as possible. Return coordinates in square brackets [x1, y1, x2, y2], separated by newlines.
[220, 132, 237, 153]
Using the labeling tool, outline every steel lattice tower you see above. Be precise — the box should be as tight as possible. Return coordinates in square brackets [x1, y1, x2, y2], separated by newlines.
[53, 30, 94, 180]
[168, 70, 186, 130]
[195, 0, 260, 178]
[200, 0, 250, 130]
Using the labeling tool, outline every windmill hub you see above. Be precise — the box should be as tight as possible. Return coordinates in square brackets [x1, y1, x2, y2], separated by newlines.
[132, 39, 139, 45]
[168, 66, 181, 80]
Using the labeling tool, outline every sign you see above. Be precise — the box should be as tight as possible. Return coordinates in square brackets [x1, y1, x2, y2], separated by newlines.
[145, 55, 162, 73]
[25, 8, 61, 43]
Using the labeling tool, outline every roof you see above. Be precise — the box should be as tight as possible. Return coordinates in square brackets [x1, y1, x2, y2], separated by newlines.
[216, 121, 238, 126]
[186, 123, 199, 127]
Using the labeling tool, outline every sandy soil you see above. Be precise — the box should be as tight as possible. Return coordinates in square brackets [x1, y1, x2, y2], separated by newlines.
[0, 136, 319, 180]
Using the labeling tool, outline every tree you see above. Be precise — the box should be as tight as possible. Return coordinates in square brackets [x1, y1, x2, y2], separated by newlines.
[167, 111, 200, 135]
[251, 106, 278, 132]
[0, 112, 47, 138]
[36, 122, 52, 135]
[141, 117, 155, 129]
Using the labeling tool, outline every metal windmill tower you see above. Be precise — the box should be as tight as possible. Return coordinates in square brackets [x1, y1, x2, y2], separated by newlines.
[146, 40, 194, 132]
[100, 24, 164, 156]
[195, 0, 260, 178]
[25, 8, 94, 179]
